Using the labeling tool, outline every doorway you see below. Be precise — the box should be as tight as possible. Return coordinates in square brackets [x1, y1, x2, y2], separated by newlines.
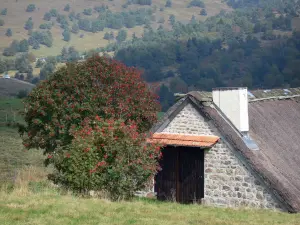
[155, 146, 205, 203]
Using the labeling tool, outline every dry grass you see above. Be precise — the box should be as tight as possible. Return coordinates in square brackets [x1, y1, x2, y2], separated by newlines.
[0, 0, 231, 57]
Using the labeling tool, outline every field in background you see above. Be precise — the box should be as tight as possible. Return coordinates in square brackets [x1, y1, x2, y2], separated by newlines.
[0, 79, 35, 98]
[0, 0, 231, 57]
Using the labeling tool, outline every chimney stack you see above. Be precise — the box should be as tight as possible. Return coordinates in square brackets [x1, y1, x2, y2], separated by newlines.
[212, 87, 249, 133]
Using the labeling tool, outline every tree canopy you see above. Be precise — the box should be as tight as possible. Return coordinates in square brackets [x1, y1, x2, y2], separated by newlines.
[20, 56, 160, 155]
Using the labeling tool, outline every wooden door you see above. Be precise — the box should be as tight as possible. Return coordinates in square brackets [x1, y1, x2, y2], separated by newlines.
[155, 146, 204, 203]
[178, 147, 204, 203]
[155, 146, 178, 201]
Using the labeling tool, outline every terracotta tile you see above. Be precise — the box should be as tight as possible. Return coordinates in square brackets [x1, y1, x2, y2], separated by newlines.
[147, 133, 219, 148]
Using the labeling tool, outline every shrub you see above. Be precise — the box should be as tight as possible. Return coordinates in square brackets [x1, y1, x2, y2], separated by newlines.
[1, 8, 7, 15]
[62, 29, 71, 42]
[6, 28, 12, 37]
[43, 12, 51, 21]
[50, 9, 58, 17]
[200, 8, 207, 16]
[83, 8, 93, 16]
[26, 4, 36, 12]
[17, 90, 28, 99]
[20, 56, 160, 155]
[64, 4, 70, 12]
[0, 19, 4, 26]
[24, 17, 34, 30]
[48, 117, 162, 200]
[132, 0, 152, 5]
[165, 0, 172, 7]
[188, 0, 205, 8]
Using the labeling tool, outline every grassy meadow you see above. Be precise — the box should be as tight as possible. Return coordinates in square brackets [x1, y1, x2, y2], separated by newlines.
[0, 0, 231, 58]
[1, 185, 300, 225]
[1, 98, 300, 225]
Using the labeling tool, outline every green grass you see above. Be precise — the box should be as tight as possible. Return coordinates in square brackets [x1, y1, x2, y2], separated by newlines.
[0, 97, 45, 183]
[0, 97, 24, 124]
[1, 191, 300, 225]
[0, 127, 44, 183]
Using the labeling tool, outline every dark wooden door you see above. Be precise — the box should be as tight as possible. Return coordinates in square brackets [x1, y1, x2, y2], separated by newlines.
[178, 147, 204, 203]
[155, 146, 204, 203]
[155, 147, 178, 201]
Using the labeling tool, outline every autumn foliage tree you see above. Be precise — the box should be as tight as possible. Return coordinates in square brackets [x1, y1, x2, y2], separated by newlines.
[19, 55, 161, 198]
[20, 55, 160, 152]
[48, 117, 162, 199]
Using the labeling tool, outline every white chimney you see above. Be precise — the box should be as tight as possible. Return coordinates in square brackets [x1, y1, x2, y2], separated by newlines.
[212, 87, 249, 133]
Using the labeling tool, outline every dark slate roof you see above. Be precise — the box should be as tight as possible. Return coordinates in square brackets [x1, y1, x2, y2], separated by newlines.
[175, 87, 300, 101]
[189, 93, 300, 212]
[250, 88, 300, 99]
[247, 98, 300, 212]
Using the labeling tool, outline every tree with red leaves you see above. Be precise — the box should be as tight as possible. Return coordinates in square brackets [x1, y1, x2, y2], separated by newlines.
[19, 55, 160, 157]
[48, 117, 162, 199]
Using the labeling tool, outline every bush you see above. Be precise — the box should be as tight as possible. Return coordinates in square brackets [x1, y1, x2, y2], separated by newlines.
[50, 9, 58, 17]
[39, 23, 47, 29]
[48, 117, 162, 199]
[39, 23, 52, 30]
[26, 4, 36, 12]
[83, 8, 93, 16]
[20, 56, 160, 155]
[6, 28, 12, 37]
[132, 0, 152, 5]
[62, 29, 71, 42]
[0, 19, 4, 26]
[71, 23, 79, 34]
[64, 4, 70, 12]
[200, 8, 207, 16]
[44, 12, 51, 21]
[188, 0, 205, 8]
[24, 17, 34, 30]
[165, 0, 172, 7]
[1, 8, 7, 15]
[17, 89, 29, 99]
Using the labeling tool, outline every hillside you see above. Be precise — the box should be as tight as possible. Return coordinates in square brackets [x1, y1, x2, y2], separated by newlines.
[0, 78, 35, 97]
[0, 0, 231, 58]
[110, 0, 300, 110]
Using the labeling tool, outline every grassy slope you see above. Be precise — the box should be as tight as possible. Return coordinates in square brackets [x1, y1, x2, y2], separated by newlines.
[0, 78, 35, 98]
[0, 0, 231, 57]
[1, 192, 300, 225]
[0, 97, 44, 183]
[0, 126, 44, 183]
[0, 97, 25, 123]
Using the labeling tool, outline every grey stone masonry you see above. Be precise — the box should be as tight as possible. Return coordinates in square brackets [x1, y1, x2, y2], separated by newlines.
[161, 103, 283, 210]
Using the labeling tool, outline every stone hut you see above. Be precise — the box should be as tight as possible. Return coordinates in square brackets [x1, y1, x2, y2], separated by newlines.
[147, 87, 300, 213]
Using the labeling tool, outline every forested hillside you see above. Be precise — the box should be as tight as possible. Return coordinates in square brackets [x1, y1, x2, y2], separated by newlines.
[108, 0, 300, 110]
[0, 0, 300, 110]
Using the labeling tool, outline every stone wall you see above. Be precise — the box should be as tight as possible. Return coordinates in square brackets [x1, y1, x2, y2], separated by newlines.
[161, 103, 283, 210]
